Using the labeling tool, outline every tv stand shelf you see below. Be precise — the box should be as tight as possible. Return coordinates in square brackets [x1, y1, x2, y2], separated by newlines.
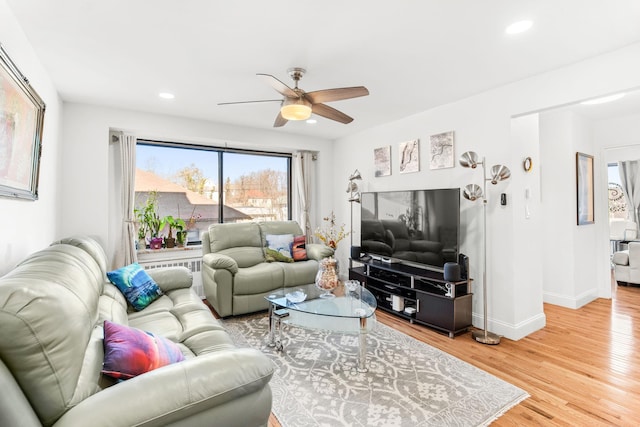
[349, 259, 472, 338]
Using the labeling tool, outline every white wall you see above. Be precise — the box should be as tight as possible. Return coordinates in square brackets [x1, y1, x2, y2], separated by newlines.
[333, 42, 640, 340]
[0, 0, 63, 275]
[60, 103, 333, 263]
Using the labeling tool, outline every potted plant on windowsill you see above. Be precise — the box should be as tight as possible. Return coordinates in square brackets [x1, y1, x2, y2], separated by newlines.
[161, 215, 186, 249]
[136, 191, 163, 250]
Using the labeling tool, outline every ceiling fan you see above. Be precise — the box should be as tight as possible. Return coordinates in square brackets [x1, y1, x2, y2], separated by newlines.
[218, 67, 369, 127]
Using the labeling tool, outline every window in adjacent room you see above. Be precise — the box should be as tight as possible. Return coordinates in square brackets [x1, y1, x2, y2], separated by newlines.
[134, 140, 291, 245]
[608, 162, 628, 219]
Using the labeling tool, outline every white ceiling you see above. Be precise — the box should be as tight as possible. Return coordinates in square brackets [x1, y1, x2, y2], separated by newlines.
[6, 0, 640, 140]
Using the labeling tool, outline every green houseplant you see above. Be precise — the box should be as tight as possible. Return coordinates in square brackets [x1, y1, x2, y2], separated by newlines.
[161, 215, 186, 248]
[135, 191, 163, 249]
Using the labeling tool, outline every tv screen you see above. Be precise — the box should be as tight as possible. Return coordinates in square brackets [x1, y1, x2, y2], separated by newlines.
[360, 188, 460, 271]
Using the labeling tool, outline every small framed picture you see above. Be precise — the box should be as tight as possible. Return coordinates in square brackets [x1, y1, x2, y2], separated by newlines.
[429, 131, 454, 169]
[399, 139, 419, 174]
[576, 152, 594, 225]
[374, 146, 391, 177]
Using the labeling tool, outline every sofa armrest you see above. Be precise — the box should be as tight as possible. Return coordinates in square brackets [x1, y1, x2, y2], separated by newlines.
[202, 253, 238, 274]
[53, 348, 273, 427]
[612, 250, 629, 266]
[306, 243, 334, 261]
[146, 266, 193, 292]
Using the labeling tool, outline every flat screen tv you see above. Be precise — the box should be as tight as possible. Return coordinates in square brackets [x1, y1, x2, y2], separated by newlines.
[360, 188, 460, 271]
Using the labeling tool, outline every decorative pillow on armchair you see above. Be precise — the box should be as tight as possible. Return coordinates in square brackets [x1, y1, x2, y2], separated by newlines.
[106, 263, 163, 311]
[102, 320, 185, 380]
[265, 234, 294, 263]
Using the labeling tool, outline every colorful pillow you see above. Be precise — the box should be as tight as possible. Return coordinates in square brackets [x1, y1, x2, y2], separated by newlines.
[106, 263, 162, 311]
[265, 234, 294, 263]
[292, 235, 308, 261]
[102, 320, 185, 380]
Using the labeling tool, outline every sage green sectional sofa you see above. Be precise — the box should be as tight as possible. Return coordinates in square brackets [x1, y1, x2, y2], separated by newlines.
[201, 221, 334, 317]
[0, 236, 273, 427]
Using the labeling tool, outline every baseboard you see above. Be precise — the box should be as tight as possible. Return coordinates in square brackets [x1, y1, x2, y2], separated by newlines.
[473, 311, 546, 341]
[543, 289, 598, 309]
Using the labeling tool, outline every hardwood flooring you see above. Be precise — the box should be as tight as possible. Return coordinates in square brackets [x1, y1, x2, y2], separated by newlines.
[266, 282, 640, 426]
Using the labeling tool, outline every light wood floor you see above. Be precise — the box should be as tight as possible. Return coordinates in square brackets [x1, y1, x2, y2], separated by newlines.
[267, 282, 640, 426]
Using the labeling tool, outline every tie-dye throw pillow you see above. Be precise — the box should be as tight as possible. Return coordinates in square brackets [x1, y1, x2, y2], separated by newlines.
[106, 263, 162, 311]
[102, 320, 185, 380]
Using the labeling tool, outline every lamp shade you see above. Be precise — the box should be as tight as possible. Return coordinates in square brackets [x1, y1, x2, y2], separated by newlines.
[281, 97, 312, 120]
[349, 193, 361, 203]
[490, 165, 511, 184]
[462, 184, 483, 201]
[346, 181, 359, 193]
[349, 169, 362, 181]
[459, 151, 480, 169]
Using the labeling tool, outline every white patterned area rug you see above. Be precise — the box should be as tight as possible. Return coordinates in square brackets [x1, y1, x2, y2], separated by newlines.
[222, 314, 528, 427]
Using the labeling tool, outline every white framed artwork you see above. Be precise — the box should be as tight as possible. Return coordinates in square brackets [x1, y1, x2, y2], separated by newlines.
[429, 131, 454, 169]
[374, 146, 391, 177]
[399, 139, 419, 174]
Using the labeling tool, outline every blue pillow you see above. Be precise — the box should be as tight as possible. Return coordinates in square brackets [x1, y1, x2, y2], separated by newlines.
[102, 320, 185, 380]
[107, 263, 162, 311]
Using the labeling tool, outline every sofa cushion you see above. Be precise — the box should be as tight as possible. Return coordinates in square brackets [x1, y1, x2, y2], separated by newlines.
[102, 320, 185, 380]
[265, 234, 294, 263]
[107, 263, 163, 311]
[208, 222, 265, 268]
[292, 235, 308, 261]
[234, 263, 285, 295]
[279, 259, 318, 287]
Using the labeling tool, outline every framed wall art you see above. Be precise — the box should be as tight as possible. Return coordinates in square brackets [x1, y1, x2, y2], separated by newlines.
[399, 139, 419, 174]
[0, 43, 46, 200]
[576, 152, 594, 225]
[374, 145, 391, 177]
[429, 131, 454, 169]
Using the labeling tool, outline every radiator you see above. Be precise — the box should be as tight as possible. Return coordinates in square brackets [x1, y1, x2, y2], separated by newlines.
[139, 258, 204, 299]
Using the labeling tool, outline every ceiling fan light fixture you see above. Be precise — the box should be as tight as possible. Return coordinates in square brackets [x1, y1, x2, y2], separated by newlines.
[281, 97, 312, 120]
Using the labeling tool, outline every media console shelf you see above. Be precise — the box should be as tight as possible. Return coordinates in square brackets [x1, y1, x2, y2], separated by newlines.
[349, 259, 472, 338]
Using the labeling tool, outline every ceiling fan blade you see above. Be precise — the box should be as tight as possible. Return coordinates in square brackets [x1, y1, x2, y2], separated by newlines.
[312, 103, 353, 124]
[273, 111, 288, 127]
[305, 86, 369, 104]
[257, 73, 298, 98]
[218, 99, 282, 106]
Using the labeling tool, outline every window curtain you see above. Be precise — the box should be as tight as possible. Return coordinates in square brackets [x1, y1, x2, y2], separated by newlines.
[113, 133, 138, 267]
[293, 151, 316, 241]
[619, 160, 640, 228]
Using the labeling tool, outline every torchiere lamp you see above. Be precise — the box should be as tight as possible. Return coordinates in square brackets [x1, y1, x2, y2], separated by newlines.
[346, 170, 362, 260]
[459, 151, 510, 345]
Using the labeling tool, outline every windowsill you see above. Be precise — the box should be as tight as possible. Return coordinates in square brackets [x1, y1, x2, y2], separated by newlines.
[137, 245, 203, 262]
[137, 244, 202, 255]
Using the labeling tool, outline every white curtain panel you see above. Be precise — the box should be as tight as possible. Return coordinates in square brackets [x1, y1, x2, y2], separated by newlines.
[293, 151, 316, 241]
[619, 160, 640, 228]
[114, 133, 138, 266]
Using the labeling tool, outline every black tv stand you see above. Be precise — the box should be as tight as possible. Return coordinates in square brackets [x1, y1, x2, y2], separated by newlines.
[349, 259, 472, 338]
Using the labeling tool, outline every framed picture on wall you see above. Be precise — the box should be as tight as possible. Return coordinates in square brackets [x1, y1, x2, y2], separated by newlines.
[374, 145, 391, 177]
[576, 152, 594, 225]
[429, 131, 454, 169]
[0, 43, 46, 200]
[399, 139, 419, 174]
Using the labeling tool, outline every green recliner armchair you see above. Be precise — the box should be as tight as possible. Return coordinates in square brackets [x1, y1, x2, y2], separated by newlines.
[201, 221, 334, 317]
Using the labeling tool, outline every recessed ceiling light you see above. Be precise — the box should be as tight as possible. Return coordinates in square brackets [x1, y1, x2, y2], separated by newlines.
[505, 20, 533, 35]
[158, 92, 175, 99]
[306, 119, 317, 124]
[580, 93, 626, 105]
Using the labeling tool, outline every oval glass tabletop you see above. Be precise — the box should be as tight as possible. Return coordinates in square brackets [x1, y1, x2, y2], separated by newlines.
[265, 282, 377, 319]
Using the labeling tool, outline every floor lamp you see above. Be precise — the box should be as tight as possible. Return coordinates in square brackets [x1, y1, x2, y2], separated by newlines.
[346, 170, 362, 262]
[459, 151, 510, 345]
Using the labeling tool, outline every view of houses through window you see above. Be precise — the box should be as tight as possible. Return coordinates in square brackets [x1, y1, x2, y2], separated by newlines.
[135, 141, 290, 247]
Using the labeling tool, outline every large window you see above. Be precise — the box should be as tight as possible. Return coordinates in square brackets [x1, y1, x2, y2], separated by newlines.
[135, 140, 291, 244]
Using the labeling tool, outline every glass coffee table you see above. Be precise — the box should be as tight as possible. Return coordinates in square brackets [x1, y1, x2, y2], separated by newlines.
[265, 281, 377, 372]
